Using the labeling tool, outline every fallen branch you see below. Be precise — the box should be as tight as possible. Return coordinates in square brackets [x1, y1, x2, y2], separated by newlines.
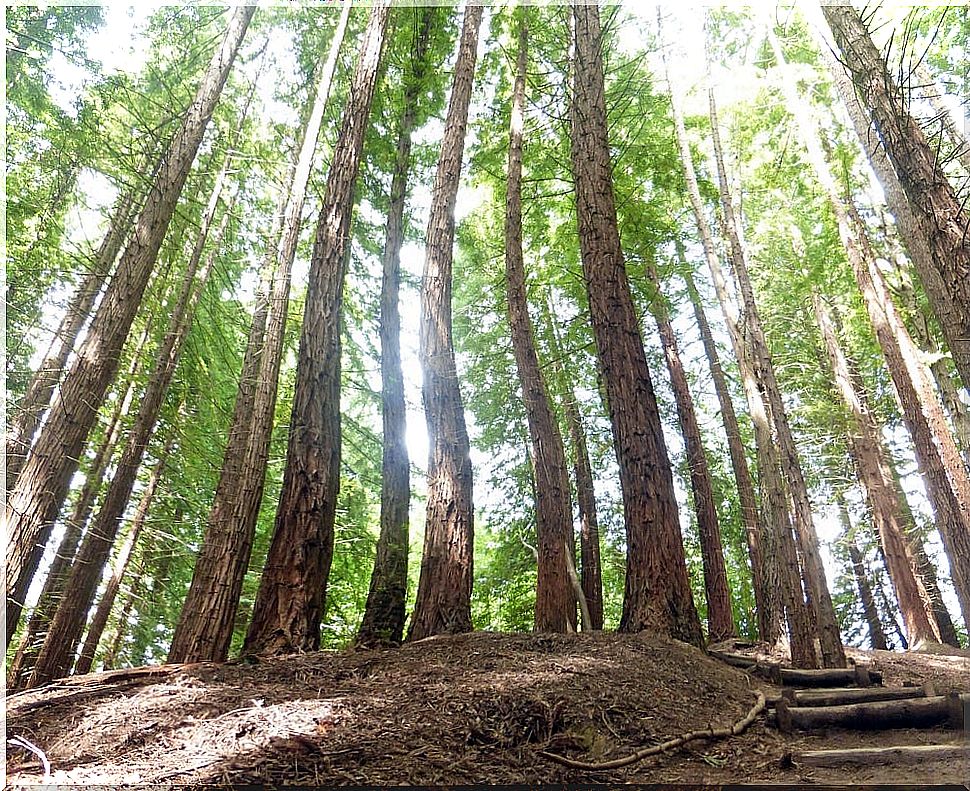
[539, 691, 765, 770]
[7, 735, 51, 780]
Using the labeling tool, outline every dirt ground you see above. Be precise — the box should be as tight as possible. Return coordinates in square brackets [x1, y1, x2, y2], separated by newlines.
[5, 631, 969, 786]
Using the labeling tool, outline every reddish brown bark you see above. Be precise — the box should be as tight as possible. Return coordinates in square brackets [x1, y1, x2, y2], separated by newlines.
[408, 3, 484, 642]
[244, 2, 390, 655]
[27, 159, 235, 687]
[683, 268, 769, 642]
[823, 5, 970, 392]
[357, 7, 435, 647]
[570, 4, 701, 643]
[170, 2, 352, 664]
[814, 291, 940, 647]
[4, 7, 254, 625]
[649, 266, 735, 642]
[836, 493, 890, 652]
[6, 185, 138, 493]
[504, 13, 575, 633]
[74, 442, 170, 675]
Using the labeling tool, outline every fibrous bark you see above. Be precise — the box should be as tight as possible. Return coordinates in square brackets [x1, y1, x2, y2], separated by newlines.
[244, 2, 391, 656]
[570, 4, 701, 644]
[648, 265, 734, 642]
[4, 6, 254, 628]
[170, 1, 352, 664]
[823, 5, 970, 392]
[504, 12, 575, 633]
[357, 6, 436, 647]
[408, 3, 484, 641]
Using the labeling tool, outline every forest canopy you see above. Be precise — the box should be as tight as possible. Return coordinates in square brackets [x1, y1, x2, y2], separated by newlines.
[4, 2, 970, 689]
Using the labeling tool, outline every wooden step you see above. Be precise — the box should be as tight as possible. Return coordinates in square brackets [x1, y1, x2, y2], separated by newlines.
[780, 682, 936, 708]
[772, 692, 970, 733]
[708, 650, 883, 687]
[787, 743, 969, 767]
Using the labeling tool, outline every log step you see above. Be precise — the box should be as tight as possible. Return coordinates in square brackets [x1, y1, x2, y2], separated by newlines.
[773, 692, 970, 733]
[782, 682, 936, 708]
[788, 743, 969, 767]
[708, 651, 883, 687]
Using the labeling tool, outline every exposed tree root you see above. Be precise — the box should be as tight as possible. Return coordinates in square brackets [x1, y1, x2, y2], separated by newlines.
[539, 691, 766, 770]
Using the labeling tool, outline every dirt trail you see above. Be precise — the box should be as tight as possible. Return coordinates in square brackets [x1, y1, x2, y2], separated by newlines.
[6, 632, 969, 785]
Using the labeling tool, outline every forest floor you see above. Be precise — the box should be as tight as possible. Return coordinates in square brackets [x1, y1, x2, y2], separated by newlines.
[5, 631, 970, 787]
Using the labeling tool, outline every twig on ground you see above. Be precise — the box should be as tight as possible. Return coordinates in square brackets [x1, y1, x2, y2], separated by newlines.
[8, 735, 52, 779]
[539, 691, 766, 770]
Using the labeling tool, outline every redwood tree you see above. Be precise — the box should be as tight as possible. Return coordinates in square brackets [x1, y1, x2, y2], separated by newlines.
[408, 3, 485, 641]
[570, 3, 701, 644]
[244, 1, 391, 655]
[4, 6, 255, 628]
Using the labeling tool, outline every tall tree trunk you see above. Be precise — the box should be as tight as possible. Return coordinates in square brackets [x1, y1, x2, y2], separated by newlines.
[813, 291, 940, 647]
[101, 567, 140, 670]
[822, 5, 970, 391]
[835, 493, 890, 650]
[503, 12, 574, 634]
[648, 265, 735, 642]
[4, 7, 254, 623]
[541, 299, 604, 631]
[244, 2, 391, 656]
[670, 72, 809, 661]
[26, 159, 236, 687]
[171, 1, 352, 664]
[408, 3, 484, 642]
[709, 85, 845, 667]
[6, 321, 149, 681]
[74, 441, 170, 675]
[357, 6, 435, 648]
[570, 4, 701, 644]
[915, 63, 970, 182]
[6, 186, 139, 493]
[683, 267, 768, 641]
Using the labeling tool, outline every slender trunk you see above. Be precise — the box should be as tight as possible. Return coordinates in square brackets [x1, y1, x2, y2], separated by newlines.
[836, 493, 890, 650]
[244, 2, 391, 656]
[4, 7, 254, 621]
[570, 4, 701, 644]
[542, 301, 604, 631]
[357, 7, 435, 647]
[502, 13, 574, 633]
[675, 79, 811, 661]
[171, 2, 352, 664]
[408, 3, 484, 642]
[101, 568, 140, 670]
[710, 81, 845, 666]
[74, 442, 170, 675]
[648, 265, 735, 642]
[6, 187, 138, 493]
[683, 267, 768, 641]
[6, 323, 148, 681]
[814, 291, 939, 646]
[823, 5, 970, 390]
[26, 160, 236, 687]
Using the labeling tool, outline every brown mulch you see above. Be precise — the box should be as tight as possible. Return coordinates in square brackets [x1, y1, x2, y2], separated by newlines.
[5, 631, 970, 785]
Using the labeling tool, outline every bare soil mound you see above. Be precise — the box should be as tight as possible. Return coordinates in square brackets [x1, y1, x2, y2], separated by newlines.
[6, 632, 969, 785]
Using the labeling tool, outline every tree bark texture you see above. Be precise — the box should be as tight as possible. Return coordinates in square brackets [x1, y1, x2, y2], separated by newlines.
[357, 6, 435, 647]
[504, 13, 575, 634]
[540, 298, 604, 631]
[815, 292, 940, 647]
[823, 5, 970, 391]
[683, 268, 768, 642]
[711, 83, 845, 666]
[6, 185, 138, 493]
[26, 159, 234, 687]
[696, 90, 814, 664]
[7, 325, 147, 682]
[649, 266, 735, 642]
[244, 1, 390, 656]
[4, 6, 254, 623]
[408, 3, 484, 642]
[170, 1, 353, 664]
[74, 441, 170, 675]
[570, 4, 701, 644]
